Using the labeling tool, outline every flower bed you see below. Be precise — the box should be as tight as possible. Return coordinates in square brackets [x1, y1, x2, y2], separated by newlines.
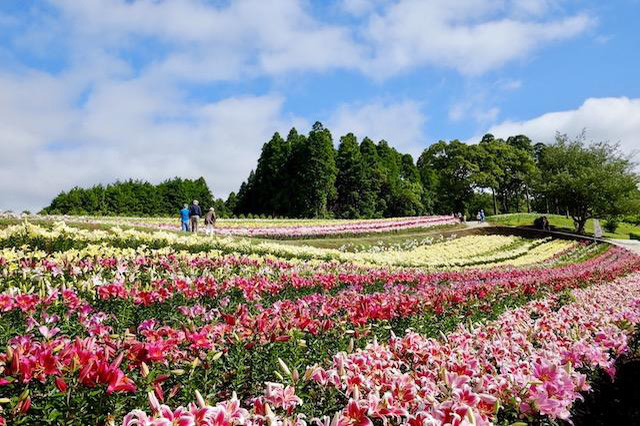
[35, 215, 460, 238]
[122, 271, 640, 426]
[0, 223, 638, 424]
[0, 223, 578, 268]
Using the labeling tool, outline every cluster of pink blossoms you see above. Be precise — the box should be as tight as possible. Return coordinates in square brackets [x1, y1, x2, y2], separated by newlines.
[121, 272, 640, 425]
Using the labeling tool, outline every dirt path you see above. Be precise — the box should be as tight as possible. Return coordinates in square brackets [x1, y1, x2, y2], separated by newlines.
[464, 220, 491, 229]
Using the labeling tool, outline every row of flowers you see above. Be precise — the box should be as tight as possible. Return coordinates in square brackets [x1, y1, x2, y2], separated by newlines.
[31, 215, 460, 238]
[120, 270, 640, 426]
[0, 241, 634, 325]
[0, 223, 578, 269]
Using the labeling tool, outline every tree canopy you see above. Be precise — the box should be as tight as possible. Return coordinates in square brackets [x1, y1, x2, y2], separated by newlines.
[534, 133, 639, 233]
[43, 123, 640, 229]
[42, 177, 221, 217]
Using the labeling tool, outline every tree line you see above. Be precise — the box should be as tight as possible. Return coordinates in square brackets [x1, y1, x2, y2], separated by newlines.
[233, 122, 639, 232]
[42, 177, 218, 217]
[42, 122, 639, 233]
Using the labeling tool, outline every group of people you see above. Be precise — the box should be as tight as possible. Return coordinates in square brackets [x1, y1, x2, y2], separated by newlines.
[180, 200, 217, 235]
[454, 209, 485, 223]
[533, 215, 551, 231]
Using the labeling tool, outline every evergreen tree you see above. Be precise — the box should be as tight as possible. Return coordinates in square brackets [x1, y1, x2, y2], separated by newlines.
[335, 133, 366, 218]
[225, 192, 238, 217]
[359, 137, 385, 217]
[252, 132, 291, 216]
[278, 127, 308, 217]
[294, 122, 337, 217]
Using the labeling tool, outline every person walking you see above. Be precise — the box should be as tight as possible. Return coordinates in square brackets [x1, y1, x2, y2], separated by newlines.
[189, 200, 202, 233]
[480, 209, 485, 222]
[204, 207, 217, 236]
[180, 204, 190, 232]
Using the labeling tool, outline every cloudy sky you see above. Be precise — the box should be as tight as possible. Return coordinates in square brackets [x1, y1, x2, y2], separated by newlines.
[1, 0, 639, 211]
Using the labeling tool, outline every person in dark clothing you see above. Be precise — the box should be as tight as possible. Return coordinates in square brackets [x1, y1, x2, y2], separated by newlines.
[189, 200, 202, 233]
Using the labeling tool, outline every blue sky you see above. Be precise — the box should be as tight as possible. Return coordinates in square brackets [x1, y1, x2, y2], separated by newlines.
[1, 0, 639, 210]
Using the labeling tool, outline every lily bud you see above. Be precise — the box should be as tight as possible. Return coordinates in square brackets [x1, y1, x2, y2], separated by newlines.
[17, 396, 31, 414]
[195, 390, 206, 408]
[331, 412, 340, 426]
[353, 385, 360, 400]
[264, 403, 274, 417]
[464, 407, 476, 426]
[18, 389, 29, 401]
[141, 362, 150, 378]
[278, 358, 291, 377]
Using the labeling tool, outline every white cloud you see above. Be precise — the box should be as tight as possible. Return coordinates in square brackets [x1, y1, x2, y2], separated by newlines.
[44, 0, 363, 81]
[479, 97, 640, 157]
[497, 79, 523, 91]
[0, 69, 306, 211]
[15, 0, 594, 79]
[0, 0, 606, 211]
[328, 100, 426, 156]
[362, 0, 595, 76]
[449, 101, 500, 124]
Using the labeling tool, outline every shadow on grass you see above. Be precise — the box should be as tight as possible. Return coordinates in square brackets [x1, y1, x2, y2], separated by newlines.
[570, 357, 640, 425]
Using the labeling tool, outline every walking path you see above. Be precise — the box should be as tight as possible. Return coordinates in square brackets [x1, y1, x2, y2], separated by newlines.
[471, 221, 640, 255]
[609, 239, 640, 255]
[464, 220, 491, 229]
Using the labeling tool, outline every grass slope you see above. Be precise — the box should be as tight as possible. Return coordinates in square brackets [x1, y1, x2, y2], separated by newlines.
[487, 213, 640, 239]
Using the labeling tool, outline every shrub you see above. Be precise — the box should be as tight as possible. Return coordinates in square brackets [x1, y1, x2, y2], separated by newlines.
[604, 218, 620, 234]
[630, 232, 640, 241]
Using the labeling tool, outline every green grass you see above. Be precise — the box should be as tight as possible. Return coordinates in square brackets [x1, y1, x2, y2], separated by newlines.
[487, 213, 640, 240]
[263, 223, 468, 250]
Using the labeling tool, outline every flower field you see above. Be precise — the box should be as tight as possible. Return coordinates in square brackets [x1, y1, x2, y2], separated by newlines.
[0, 221, 639, 425]
[36, 215, 460, 238]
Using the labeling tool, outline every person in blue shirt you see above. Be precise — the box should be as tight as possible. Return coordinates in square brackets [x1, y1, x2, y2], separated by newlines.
[180, 204, 190, 232]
